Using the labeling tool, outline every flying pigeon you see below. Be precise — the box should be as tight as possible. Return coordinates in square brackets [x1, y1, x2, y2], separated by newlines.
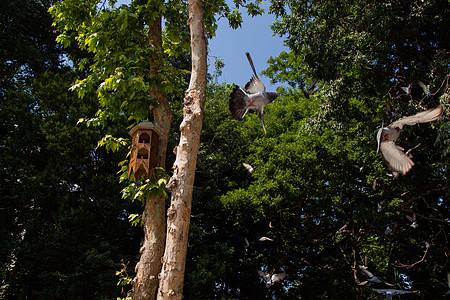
[229, 52, 280, 137]
[418, 80, 432, 98]
[400, 84, 411, 96]
[257, 270, 286, 288]
[242, 162, 255, 174]
[258, 237, 274, 242]
[406, 214, 418, 228]
[384, 222, 398, 235]
[376, 106, 443, 176]
[303, 78, 318, 98]
[372, 288, 415, 300]
[359, 265, 394, 286]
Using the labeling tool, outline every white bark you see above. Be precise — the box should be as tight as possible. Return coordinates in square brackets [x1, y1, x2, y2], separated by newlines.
[157, 0, 207, 298]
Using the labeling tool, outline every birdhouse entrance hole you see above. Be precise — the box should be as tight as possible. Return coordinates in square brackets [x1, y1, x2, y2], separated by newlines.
[137, 148, 149, 160]
[139, 133, 151, 144]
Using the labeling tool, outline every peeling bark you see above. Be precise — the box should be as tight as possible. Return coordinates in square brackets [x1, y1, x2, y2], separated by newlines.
[130, 13, 173, 300]
[157, 0, 207, 299]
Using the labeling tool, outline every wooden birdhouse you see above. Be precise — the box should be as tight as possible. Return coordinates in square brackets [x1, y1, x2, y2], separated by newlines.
[128, 121, 161, 181]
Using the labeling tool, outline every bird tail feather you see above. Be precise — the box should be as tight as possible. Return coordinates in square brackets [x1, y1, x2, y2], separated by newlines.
[245, 52, 259, 79]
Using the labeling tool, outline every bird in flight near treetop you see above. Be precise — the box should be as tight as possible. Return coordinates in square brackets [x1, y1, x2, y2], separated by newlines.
[257, 269, 286, 288]
[376, 106, 443, 176]
[229, 52, 280, 137]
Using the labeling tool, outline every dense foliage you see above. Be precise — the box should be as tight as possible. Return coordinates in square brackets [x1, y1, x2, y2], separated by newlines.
[0, 1, 142, 298]
[186, 0, 449, 299]
[1, 0, 448, 299]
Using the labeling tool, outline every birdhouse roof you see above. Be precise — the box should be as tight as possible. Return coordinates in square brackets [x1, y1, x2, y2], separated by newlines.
[128, 121, 162, 137]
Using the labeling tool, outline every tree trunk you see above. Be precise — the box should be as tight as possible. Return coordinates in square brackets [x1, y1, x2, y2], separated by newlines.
[157, 0, 207, 298]
[130, 14, 173, 300]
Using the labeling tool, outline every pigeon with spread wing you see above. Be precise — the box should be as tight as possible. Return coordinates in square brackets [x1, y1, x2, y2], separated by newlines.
[257, 270, 287, 288]
[359, 265, 394, 286]
[377, 106, 443, 175]
[418, 80, 432, 99]
[229, 52, 280, 137]
[372, 288, 415, 300]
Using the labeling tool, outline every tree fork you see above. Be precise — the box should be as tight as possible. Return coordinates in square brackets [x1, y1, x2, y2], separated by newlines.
[157, 0, 207, 298]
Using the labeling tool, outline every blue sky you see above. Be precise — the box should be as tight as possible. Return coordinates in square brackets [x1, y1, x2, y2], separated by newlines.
[207, 2, 288, 91]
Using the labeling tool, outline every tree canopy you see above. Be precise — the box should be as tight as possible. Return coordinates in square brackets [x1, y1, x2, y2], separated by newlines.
[1, 0, 449, 299]
[186, 0, 449, 298]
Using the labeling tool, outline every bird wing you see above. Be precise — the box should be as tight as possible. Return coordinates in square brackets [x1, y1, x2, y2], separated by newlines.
[401, 85, 411, 95]
[359, 266, 374, 278]
[245, 76, 266, 94]
[257, 270, 270, 282]
[246, 52, 259, 78]
[417, 80, 429, 94]
[273, 272, 286, 282]
[307, 78, 318, 94]
[372, 289, 389, 295]
[270, 273, 285, 285]
[380, 141, 415, 175]
[372, 288, 413, 295]
[245, 52, 266, 93]
[242, 163, 255, 174]
[395, 290, 414, 295]
[390, 106, 443, 129]
[376, 127, 383, 153]
[229, 86, 254, 120]
[367, 276, 384, 284]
